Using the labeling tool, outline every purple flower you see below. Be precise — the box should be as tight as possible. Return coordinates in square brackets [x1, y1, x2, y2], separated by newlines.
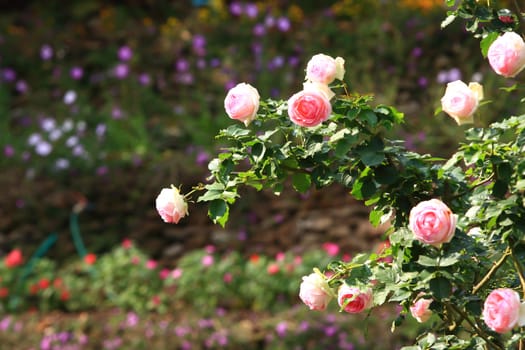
[111, 106, 124, 119]
[138, 73, 151, 86]
[176, 58, 190, 72]
[198, 319, 214, 329]
[70, 66, 84, 80]
[96, 166, 108, 176]
[4, 145, 14, 157]
[96, 123, 107, 138]
[55, 158, 70, 169]
[63, 90, 77, 105]
[196, 59, 206, 70]
[229, 2, 242, 16]
[324, 325, 338, 337]
[245, 3, 258, 18]
[265, 15, 275, 27]
[118, 46, 133, 61]
[209, 58, 221, 68]
[237, 229, 247, 241]
[448, 68, 462, 81]
[253, 24, 266, 37]
[35, 141, 52, 156]
[418, 76, 428, 87]
[40, 44, 53, 60]
[15, 80, 28, 94]
[277, 17, 291, 32]
[174, 326, 190, 337]
[0, 316, 12, 331]
[113, 63, 129, 79]
[411, 47, 423, 57]
[2, 68, 16, 82]
[275, 321, 287, 337]
[41, 118, 56, 132]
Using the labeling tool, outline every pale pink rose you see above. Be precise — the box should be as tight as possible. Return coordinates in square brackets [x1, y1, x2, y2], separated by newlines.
[337, 285, 373, 314]
[409, 199, 457, 247]
[303, 81, 335, 100]
[288, 89, 332, 127]
[487, 32, 525, 78]
[299, 272, 332, 311]
[305, 54, 345, 84]
[155, 186, 188, 224]
[410, 298, 433, 323]
[441, 80, 483, 125]
[224, 82, 260, 126]
[201, 254, 214, 267]
[483, 288, 521, 333]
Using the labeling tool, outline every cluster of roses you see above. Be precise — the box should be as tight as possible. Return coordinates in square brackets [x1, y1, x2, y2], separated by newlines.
[154, 30, 525, 335]
[299, 199, 525, 334]
[441, 31, 525, 125]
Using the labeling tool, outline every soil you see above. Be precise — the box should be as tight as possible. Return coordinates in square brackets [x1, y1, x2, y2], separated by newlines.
[0, 157, 388, 265]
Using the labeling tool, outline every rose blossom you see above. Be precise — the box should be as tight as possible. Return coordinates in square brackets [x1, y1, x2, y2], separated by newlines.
[487, 32, 525, 78]
[155, 186, 189, 224]
[409, 199, 457, 247]
[305, 54, 345, 84]
[440, 80, 483, 125]
[299, 272, 332, 311]
[337, 284, 373, 314]
[288, 88, 332, 127]
[224, 82, 260, 126]
[410, 298, 433, 323]
[483, 288, 525, 333]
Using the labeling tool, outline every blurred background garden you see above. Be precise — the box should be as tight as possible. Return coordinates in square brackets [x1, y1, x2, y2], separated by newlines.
[1, 0, 525, 349]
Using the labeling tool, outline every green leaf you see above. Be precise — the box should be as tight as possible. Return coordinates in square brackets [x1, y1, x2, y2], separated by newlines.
[291, 172, 311, 193]
[208, 199, 229, 227]
[480, 31, 499, 58]
[359, 109, 378, 126]
[429, 277, 452, 300]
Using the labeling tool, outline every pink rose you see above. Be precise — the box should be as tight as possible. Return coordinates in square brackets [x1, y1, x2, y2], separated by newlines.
[224, 82, 260, 126]
[155, 186, 188, 224]
[288, 89, 332, 127]
[483, 288, 524, 333]
[299, 272, 332, 311]
[305, 54, 345, 84]
[337, 285, 373, 314]
[409, 199, 457, 247]
[410, 298, 433, 323]
[487, 32, 525, 78]
[440, 80, 483, 125]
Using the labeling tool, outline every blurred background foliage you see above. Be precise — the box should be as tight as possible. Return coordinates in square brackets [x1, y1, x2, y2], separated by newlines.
[2, 0, 524, 180]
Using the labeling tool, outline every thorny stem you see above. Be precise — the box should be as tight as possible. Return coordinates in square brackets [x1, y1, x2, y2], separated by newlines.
[472, 246, 511, 295]
[514, 0, 525, 30]
[448, 303, 504, 350]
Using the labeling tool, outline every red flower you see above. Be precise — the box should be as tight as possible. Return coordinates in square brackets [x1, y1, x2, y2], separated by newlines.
[4, 249, 23, 268]
[249, 254, 260, 264]
[29, 284, 39, 295]
[84, 253, 97, 265]
[53, 278, 63, 289]
[0, 287, 8, 298]
[60, 290, 70, 301]
[267, 263, 280, 275]
[38, 278, 50, 290]
[122, 238, 133, 249]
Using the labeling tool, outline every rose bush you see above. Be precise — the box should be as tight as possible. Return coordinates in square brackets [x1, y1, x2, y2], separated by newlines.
[159, 1, 525, 348]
